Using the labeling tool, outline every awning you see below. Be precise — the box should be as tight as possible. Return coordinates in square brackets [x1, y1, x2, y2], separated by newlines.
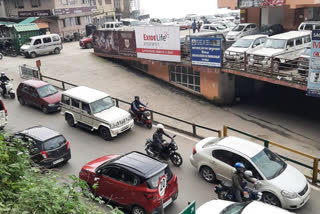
[0, 21, 15, 26]
[18, 17, 39, 24]
[14, 23, 39, 32]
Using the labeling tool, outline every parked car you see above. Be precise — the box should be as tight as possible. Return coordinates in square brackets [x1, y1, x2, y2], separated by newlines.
[255, 24, 284, 36]
[226, 23, 258, 41]
[248, 31, 311, 72]
[200, 24, 229, 36]
[298, 47, 311, 76]
[79, 151, 178, 214]
[196, 200, 293, 214]
[79, 34, 93, 49]
[298, 21, 320, 31]
[60, 86, 134, 140]
[190, 136, 311, 209]
[224, 34, 268, 62]
[20, 34, 62, 58]
[218, 21, 237, 30]
[174, 18, 192, 30]
[15, 126, 71, 168]
[100, 21, 124, 30]
[160, 18, 175, 26]
[0, 98, 8, 129]
[17, 80, 62, 113]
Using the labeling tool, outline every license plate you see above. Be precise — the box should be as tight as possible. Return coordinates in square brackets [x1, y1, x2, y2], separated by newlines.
[121, 125, 129, 132]
[163, 198, 172, 208]
[53, 158, 64, 165]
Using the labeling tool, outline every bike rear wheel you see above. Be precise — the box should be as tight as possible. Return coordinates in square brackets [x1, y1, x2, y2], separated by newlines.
[170, 152, 183, 167]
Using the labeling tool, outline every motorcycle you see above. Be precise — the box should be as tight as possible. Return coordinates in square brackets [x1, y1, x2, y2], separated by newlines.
[129, 104, 152, 129]
[1, 46, 17, 57]
[0, 80, 16, 99]
[145, 135, 183, 167]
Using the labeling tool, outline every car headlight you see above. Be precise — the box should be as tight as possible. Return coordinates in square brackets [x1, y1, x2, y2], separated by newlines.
[110, 123, 117, 129]
[127, 115, 132, 121]
[48, 104, 55, 107]
[281, 190, 298, 199]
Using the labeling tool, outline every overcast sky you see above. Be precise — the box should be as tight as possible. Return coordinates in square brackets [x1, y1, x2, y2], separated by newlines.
[139, 0, 222, 18]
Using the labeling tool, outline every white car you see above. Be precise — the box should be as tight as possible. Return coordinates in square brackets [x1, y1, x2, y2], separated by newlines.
[200, 24, 230, 36]
[226, 23, 258, 41]
[224, 35, 268, 62]
[197, 200, 294, 214]
[190, 136, 310, 209]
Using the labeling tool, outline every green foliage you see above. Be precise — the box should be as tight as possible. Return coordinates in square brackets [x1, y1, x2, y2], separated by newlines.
[0, 134, 123, 214]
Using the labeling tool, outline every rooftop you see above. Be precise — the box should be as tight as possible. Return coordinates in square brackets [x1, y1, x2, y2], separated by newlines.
[63, 86, 109, 103]
[23, 79, 49, 88]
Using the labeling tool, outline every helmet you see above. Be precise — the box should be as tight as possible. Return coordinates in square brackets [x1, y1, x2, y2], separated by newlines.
[156, 124, 164, 131]
[134, 96, 140, 101]
[1, 72, 5, 76]
[234, 162, 245, 171]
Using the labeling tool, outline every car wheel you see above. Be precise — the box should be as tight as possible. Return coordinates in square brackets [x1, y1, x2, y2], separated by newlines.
[18, 97, 25, 105]
[41, 106, 48, 114]
[131, 206, 145, 214]
[54, 48, 61, 54]
[146, 123, 152, 129]
[30, 52, 36, 58]
[86, 42, 93, 49]
[262, 192, 281, 207]
[200, 166, 216, 183]
[65, 114, 75, 127]
[170, 152, 183, 167]
[99, 126, 112, 141]
[10, 92, 15, 99]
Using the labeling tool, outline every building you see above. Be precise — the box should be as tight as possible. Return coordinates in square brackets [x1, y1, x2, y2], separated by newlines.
[218, 0, 320, 31]
[2, 0, 97, 39]
[92, 0, 130, 26]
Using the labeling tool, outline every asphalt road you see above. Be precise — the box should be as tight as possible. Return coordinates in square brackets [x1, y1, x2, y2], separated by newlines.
[3, 97, 320, 214]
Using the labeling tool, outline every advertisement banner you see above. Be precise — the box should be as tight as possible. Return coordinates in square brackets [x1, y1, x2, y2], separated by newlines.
[134, 26, 181, 62]
[307, 30, 320, 97]
[190, 37, 222, 67]
[238, 0, 285, 8]
[118, 31, 137, 57]
[93, 30, 119, 55]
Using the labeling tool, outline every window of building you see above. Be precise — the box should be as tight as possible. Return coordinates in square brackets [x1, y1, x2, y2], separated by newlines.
[85, 16, 92, 25]
[64, 18, 71, 27]
[31, 0, 41, 7]
[98, 0, 102, 5]
[69, 0, 76, 4]
[105, 0, 111, 4]
[115, 0, 120, 8]
[15, 0, 24, 8]
[90, 0, 96, 6]
[61, 0, 68, 5]
[82, 0, 89, 3]
[75, 17, 81, 25]
[43, 37, 52, 43]
[169, 65, 200, 93]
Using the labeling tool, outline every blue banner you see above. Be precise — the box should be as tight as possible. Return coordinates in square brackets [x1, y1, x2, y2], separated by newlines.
[307, 30, 320, 97]
[190, 37, 222, 67]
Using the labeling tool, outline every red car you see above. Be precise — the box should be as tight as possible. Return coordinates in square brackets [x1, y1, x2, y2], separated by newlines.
[79, 35, 93, 49]
[17, 80, 61, 113]
[79, 152, 178, 214]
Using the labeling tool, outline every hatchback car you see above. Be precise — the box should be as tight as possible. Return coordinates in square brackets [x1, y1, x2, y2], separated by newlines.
[79, 35, 93, 49]
[196, 200, 293, 214]
[17, 80, 61, 113]
[190, 136, 310, 209]
[79, 151, 178, 214]
[15, 126, 71, 168]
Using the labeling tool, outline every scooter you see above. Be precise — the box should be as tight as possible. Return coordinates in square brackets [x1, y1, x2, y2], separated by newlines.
[145, 135, 183, 167]
[0, 80, 16, 99]
[129, 104, 152, 129]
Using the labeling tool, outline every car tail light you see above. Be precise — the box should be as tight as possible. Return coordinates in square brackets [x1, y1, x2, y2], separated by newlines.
[192, 147, 197, 155]
[1, 100, 7, 115]
[144, 193, 157, 200]
[41, 150, 48, 159]
[66, 141, 70, 150]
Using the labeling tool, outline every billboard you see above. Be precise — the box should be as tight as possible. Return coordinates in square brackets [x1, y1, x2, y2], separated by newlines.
[93, 30, 119, 55]
[238, 0, 285, 8]
[190, 37, 222, 67]
[307, 30, 320, 97]
[134, 26, 181, 62]
[118, 31, 137, 57]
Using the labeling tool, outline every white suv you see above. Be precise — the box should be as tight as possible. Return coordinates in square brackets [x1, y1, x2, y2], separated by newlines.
[61, 86, 134, 140]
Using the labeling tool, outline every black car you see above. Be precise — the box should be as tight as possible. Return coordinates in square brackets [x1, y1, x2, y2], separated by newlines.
[15, 126, 71, 168]
[256, 24, 284, 36]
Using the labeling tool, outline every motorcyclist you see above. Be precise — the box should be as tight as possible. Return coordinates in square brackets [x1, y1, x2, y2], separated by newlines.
[131, 96, 146, 120]
[0, 72, 10, 96]
[232, 162, 256, 202]
[152, 124, 173, 156]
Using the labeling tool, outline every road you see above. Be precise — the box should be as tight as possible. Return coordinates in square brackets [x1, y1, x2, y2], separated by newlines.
[3, 97, 320, 214]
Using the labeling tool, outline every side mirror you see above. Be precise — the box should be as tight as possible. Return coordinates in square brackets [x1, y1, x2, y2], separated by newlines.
[31, 148, 40, 154]
[96, 169, 102, 175]
[172, 135, 176, 138]
[244, 170, 253, 177]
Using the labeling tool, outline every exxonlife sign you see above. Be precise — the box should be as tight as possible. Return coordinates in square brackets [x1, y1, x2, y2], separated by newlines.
[134, 26, 181, 62]
[307, 30, 320, 97]
[191, 37, 222, 67]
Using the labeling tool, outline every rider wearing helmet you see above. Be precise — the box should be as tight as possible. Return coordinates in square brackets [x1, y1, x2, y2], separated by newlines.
[0, 72, 10, 96]
[131, 96, 146, 120]
[152, 124, 173, 155]
[232, 162, 256, 202]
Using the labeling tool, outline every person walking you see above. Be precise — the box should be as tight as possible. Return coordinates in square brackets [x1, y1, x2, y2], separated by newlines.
[192, 20, 197, 33]
[197, 21, 201, 32]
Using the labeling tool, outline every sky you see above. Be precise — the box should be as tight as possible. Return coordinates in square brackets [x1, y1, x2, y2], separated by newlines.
[139, 0, 227, 19]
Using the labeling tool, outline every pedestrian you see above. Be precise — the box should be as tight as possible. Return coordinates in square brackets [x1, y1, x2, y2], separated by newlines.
[197, 21, 201, 32]
[192, 20, 197, 34]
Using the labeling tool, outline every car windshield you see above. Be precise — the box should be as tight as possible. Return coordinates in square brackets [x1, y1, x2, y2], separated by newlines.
[90, 96, 114, 114]
[220, 202, 249, 214]
[147, 167, 172, 189]
[26, 38, 32, 45]
[37, 84, 58, 98]
[43, 135, 65, 151]
[263, 39, 286, 49]
[232, 25, 245, 32]
[232, 39, 253, 48]
[251, 148, 287, 180]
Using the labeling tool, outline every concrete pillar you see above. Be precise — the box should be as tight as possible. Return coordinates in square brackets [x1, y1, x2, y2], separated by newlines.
[218, 71, 235, 105]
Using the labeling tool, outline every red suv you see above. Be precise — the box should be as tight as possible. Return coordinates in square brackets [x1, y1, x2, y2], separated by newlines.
[79, 152, 178, 214]
[79, 35, 93, 49]
[17, 80, 61, 113]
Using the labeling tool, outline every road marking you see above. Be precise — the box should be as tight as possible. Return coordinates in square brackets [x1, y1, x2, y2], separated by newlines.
[152, 124, 199, 142]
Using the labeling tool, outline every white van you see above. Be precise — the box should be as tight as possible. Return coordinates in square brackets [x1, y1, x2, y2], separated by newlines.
[248, 31, 311, 71]
[20, 34, 62, 58]
[101, 21, 124, 30]
[298, 21, 320, 31]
